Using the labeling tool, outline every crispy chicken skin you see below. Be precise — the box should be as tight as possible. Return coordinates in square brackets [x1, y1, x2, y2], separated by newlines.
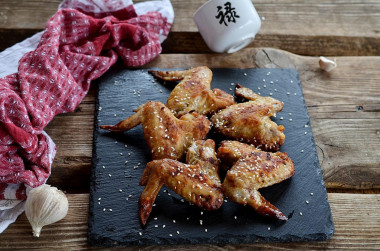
[100, 101, 210, 160]
[139, 139, 223, 225]
[211, 84, 285, 151]
[221, 141, 295, 221]
[149, 66, 235, 117]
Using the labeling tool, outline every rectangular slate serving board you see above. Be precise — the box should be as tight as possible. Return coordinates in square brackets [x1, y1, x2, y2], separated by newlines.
[88, 68, 334, 246]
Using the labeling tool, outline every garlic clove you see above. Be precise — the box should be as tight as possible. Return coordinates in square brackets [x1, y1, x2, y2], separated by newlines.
[25, 184, 69, 237]
[319, 56, 337, 72]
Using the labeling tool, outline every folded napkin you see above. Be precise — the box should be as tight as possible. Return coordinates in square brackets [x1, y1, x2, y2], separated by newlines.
[0, 0, 174, 233]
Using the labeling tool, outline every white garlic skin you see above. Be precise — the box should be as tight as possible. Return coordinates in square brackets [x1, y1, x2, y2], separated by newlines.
[25, 184, 69, 237]
[319, 56, 337, 72]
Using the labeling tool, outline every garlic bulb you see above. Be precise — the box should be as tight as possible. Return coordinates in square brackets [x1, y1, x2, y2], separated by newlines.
[25, 184, 69, 237]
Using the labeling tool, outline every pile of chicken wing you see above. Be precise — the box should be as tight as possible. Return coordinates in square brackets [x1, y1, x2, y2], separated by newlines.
[101, 66, 295, 226]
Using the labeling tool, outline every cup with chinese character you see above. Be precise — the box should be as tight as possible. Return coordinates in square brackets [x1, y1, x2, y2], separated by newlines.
[193, 0, 261, 53]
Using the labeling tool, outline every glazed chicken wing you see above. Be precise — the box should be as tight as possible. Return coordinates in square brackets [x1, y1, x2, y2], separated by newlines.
[149, 66, 235, 117]
[100, 101, 210, 160]
[139, 139, 223, 225]
[211, 84, 285, 151]
[221, 142, 294, 221]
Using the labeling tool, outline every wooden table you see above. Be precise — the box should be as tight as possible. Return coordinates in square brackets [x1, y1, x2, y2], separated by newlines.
[1, 0, 380, 249]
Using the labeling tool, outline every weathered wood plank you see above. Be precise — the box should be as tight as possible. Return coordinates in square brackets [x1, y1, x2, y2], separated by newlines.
[1, 0, 380, 55]
[0, 193, 379, 249]
[43, 48, 380, 191]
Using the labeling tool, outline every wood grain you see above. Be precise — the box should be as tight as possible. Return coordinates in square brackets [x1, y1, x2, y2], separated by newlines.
[0, 193, 379, 249]
[1, 0, 380, 56]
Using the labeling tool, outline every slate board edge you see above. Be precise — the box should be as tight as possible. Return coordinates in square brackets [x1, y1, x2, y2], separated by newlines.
[87, 67, 335, 246]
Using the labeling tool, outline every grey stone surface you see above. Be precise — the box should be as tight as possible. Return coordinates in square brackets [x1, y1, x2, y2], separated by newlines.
[88, 68, 334, 246]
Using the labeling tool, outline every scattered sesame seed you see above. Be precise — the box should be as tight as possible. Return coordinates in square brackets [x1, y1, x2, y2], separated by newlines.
[268, 227, 271, 230]
[269, 93, 273, 96]
[160, 89, 163, 93]
[301, 150, 304, 153]
[109, 209, 113, 212]
[306, 200, 309, 204]
[128, 153, 131, 156]
[108, 174, 112, 177]
[102, 166, 106, 169]
[124, 144, 127, 148]
[224, 199, 228, 203]
[114, 114, 117, 117]
[288, 113, 292, 115]
[187, 217, 190, 221]
[266, 72, 271, 76]
[169, 234, 173, 237]
[289, 118, 293, 121]
[129, 194, 132, 197]
[177, 231, 180, 235]
[163, 225, 166, 228]
[98, 107, 102, 111]
[286, 92, 290, 95]
[154, 217, 158, 220]
[119, 189, 122, 192]
[103, 208, 106, 211]
[243, 73, 247, 76]
[234, 216, 237, 220]
[139, 232, 142, 236]
[120, 153, 123, 156]
[201, 211, 203, 215]
[280, 117, 283, 120]
[205, 229, 208, 232]
[262, 16, 266, 21]
[263, 85, 266, 88]
[98, 198, 101, 201]
[291, 80, 294, 83]
[173, 220, 176, 223]
[305, 132, 308, 135]
[231, 83, 234, 85]
[263, 79, 266, 82]
[310, 193, 314, 196]
[200, 220, 203, 225]
[300, 212, 303, 216]
[305, 124, 309, 128]
[294, 93, 297, 95]
[154, 225, 158, 228]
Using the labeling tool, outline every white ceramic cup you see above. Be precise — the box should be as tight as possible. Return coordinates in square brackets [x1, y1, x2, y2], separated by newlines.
[193, 0, 261, 53]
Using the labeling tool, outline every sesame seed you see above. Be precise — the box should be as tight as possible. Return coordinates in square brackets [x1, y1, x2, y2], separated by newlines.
[263, 85, 267, 88]
[103, 208, 106, 211]
[289, 118, 293, 121]
[234, 216, 237, 220]
[306, 200, 309, 204]
[305, 124, 309, 128]
[200, 220, 203, 225]
[243, 73, 247, 76]
[288, 113, 292, 115]
[305, 132, 308, 135]
[268, 227, 271, 230]
[163, 225, 166, 228]
[154, 225, 158, 228]
[114, 114, 117, 117]
[102, 166, 106, 169]
[280, 117, 283, 120]
[109, 209, 112, 212]
[205, 229, 208, 232]
[173, 220, 176, 223]
[269, 93, 273, 96]
[310, 193, 314, 196]
[291, 80, 294, 83]
[231, 83, 234, 85]
[119, 189, 122, 192]
[120, 153, 123, 156]
[294, 93, 297, 95]
[301, 150, 304, 153]
[108, 174, 112, 177]
[98, 107, 102, 111]
[169, 234, 173, 237]
[139, 232, 142, 236]
[98, 198, 101, 201]
[154, 217, 158, 220]
[300, 212, 303, 216]
[286, 92, 290, 95]
[201, 211, 203, 215]
[177, 231, 180, 235]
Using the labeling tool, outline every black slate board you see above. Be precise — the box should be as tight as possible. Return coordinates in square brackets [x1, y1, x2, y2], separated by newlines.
[88, 68, 334, 246]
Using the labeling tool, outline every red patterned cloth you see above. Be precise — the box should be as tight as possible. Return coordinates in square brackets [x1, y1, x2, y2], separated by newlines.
[0, 2, 172, 200]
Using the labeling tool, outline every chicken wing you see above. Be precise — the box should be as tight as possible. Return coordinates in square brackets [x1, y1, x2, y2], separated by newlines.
[211, 84, 285, 151]
[149, 66, 235, 117]
[100, 101, 210, 160]
[139, 139, 223, 225]
[222, 143, 294, 221]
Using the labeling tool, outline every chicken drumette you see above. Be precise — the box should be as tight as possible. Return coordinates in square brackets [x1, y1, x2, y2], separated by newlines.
[218, 140, 295, 221]
[139, 139, 223, 225]
[100, 101, 210, 160]
[149, 66, 235, 117]
[211, 84, 285, 151]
